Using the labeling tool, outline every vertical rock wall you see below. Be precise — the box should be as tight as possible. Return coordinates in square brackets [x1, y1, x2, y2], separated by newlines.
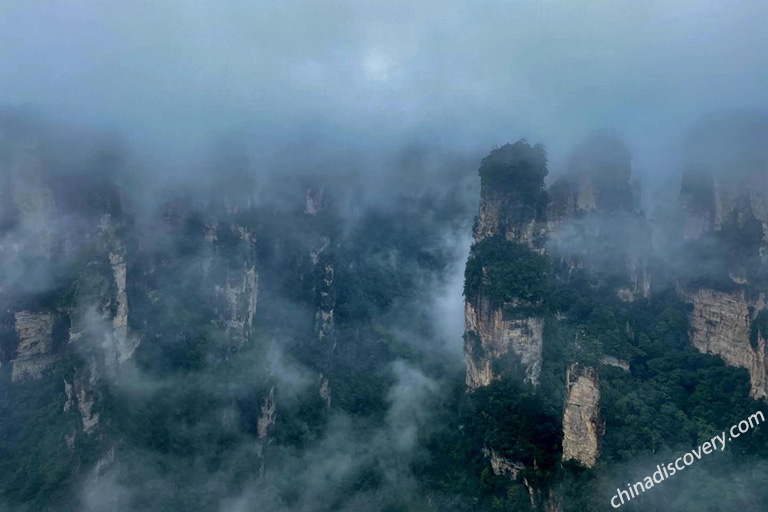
[561, 364, 601, 467]
[464, 142, 548, 391]
[464, 297, 542, 388]
[465, 136, 646, 488]
[681, 287, 767, 400]
[10, 311, 58, 381]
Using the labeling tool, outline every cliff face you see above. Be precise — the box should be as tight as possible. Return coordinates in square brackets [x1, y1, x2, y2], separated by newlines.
[315, 261, 335, 342]
[464, 142, 549, 390]
[205, 222, 259, 349]
[547, 133, 651, 303]
[256, 386, 277, 459]
[550, 177, 652, 472]
[561, 363, 602, 466]
[681, 167, 768, 246]
[55, 224, 129, 449]
[462, 129, 768, 512]
[473, 141, 549, 250]
[6, 115, 768, 510]
[680, 287, 768, 399]
[677, 134, 768, 400]
[464, 136, 644, 478]
[0, 124, 281, 502]
[475, 192, 547, 249]
[547, 137, 648, 470]
[464, 297, 542, 388]
[11, 311, 58, 381]
[100, 215, 140, 368]
[0, 124, 134, 456]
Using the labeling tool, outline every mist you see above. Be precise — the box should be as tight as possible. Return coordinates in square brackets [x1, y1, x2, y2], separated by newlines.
[2, 2, 768, 512]
[2, 0, 767, 173]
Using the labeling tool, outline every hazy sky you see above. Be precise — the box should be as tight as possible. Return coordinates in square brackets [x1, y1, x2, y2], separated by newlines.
[1, 0, 766, 171]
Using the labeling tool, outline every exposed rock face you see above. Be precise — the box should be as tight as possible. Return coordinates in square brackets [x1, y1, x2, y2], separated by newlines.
[310, 235, 330, 265]
[73, 213, 140, 371]
[675, 115, 768, 400]
[0, 121, 285, 507]
[548, 195, 651, 303]
[678, 113, 768, 247]
[744, 177, 768, 246]
[54, 212, 136, 443]
[315, 262, 335, 341]
[256, 387, 277, 458]
[576, 175, 597, 211]
[92, 446, 116, 477]
[679, 171, 768, 244]
[475, 193, 547, 249]
[482, 447, 524, 479]
[13, 311, 54, 356]
[548, 213, 651, 304]
[215, 266, 259, 347]
[319, 374, 332, 408]
[109, 251, 128, 333]
[465, 141, 548, 391]
[257, 387, 277, 439]
[65, 310, 113, 437]
[107, 248, 140, 365]
[465, 136, 648, 498]
[307, 228, 335, 342]
[600, 355, 630, 371]
[562, 364, 601, 467]
[617, 255, 652, 302]
[10, 353, 58, 382]
[473, 141, 549, 250]
[548, 133, 651, 303]
[209, 224, 259, 348]
[64, 373, 100, 434]
[565, 132, 634, 213]
[546, 178, 586, 230]
[680, 287, 767, 400]
[465, 298, 542, 389]
[481, 446, 540, 509]
[548, 132, 634, 218]
[680, 170, 716, 241]
[11, 311, 57, 381]
[0, 128, 142, 488]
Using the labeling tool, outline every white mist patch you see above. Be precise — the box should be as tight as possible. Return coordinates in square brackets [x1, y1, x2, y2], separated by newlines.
[266, 339, 312, 398]
[429, 229, 473, 361]
[386, 361, 439, 452]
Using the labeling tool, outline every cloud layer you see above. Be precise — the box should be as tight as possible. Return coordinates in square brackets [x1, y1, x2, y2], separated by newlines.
[2, 0, 766, 169]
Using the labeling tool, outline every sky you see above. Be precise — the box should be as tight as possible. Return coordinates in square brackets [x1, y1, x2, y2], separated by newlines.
[1, 0, 767, 173]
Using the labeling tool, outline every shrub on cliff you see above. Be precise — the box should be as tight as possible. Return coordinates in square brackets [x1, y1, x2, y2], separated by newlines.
[464, 235, 549, 310]
[479, 140, 547, 201]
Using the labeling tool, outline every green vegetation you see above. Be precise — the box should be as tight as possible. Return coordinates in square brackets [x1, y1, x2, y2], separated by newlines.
[457, 188, 768, 510]
[416, 376, 562, 512]
[479, 140, 547, 199]
[6, 139, 768, 512]
[464, 236, 549, 310]
[0, 362, 96, 511]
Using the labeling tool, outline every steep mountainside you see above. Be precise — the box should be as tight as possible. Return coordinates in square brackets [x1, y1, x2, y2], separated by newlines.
[459, 130, 768, 511]
[0, 117, 483, 512]
[2, 116, 768, 512]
